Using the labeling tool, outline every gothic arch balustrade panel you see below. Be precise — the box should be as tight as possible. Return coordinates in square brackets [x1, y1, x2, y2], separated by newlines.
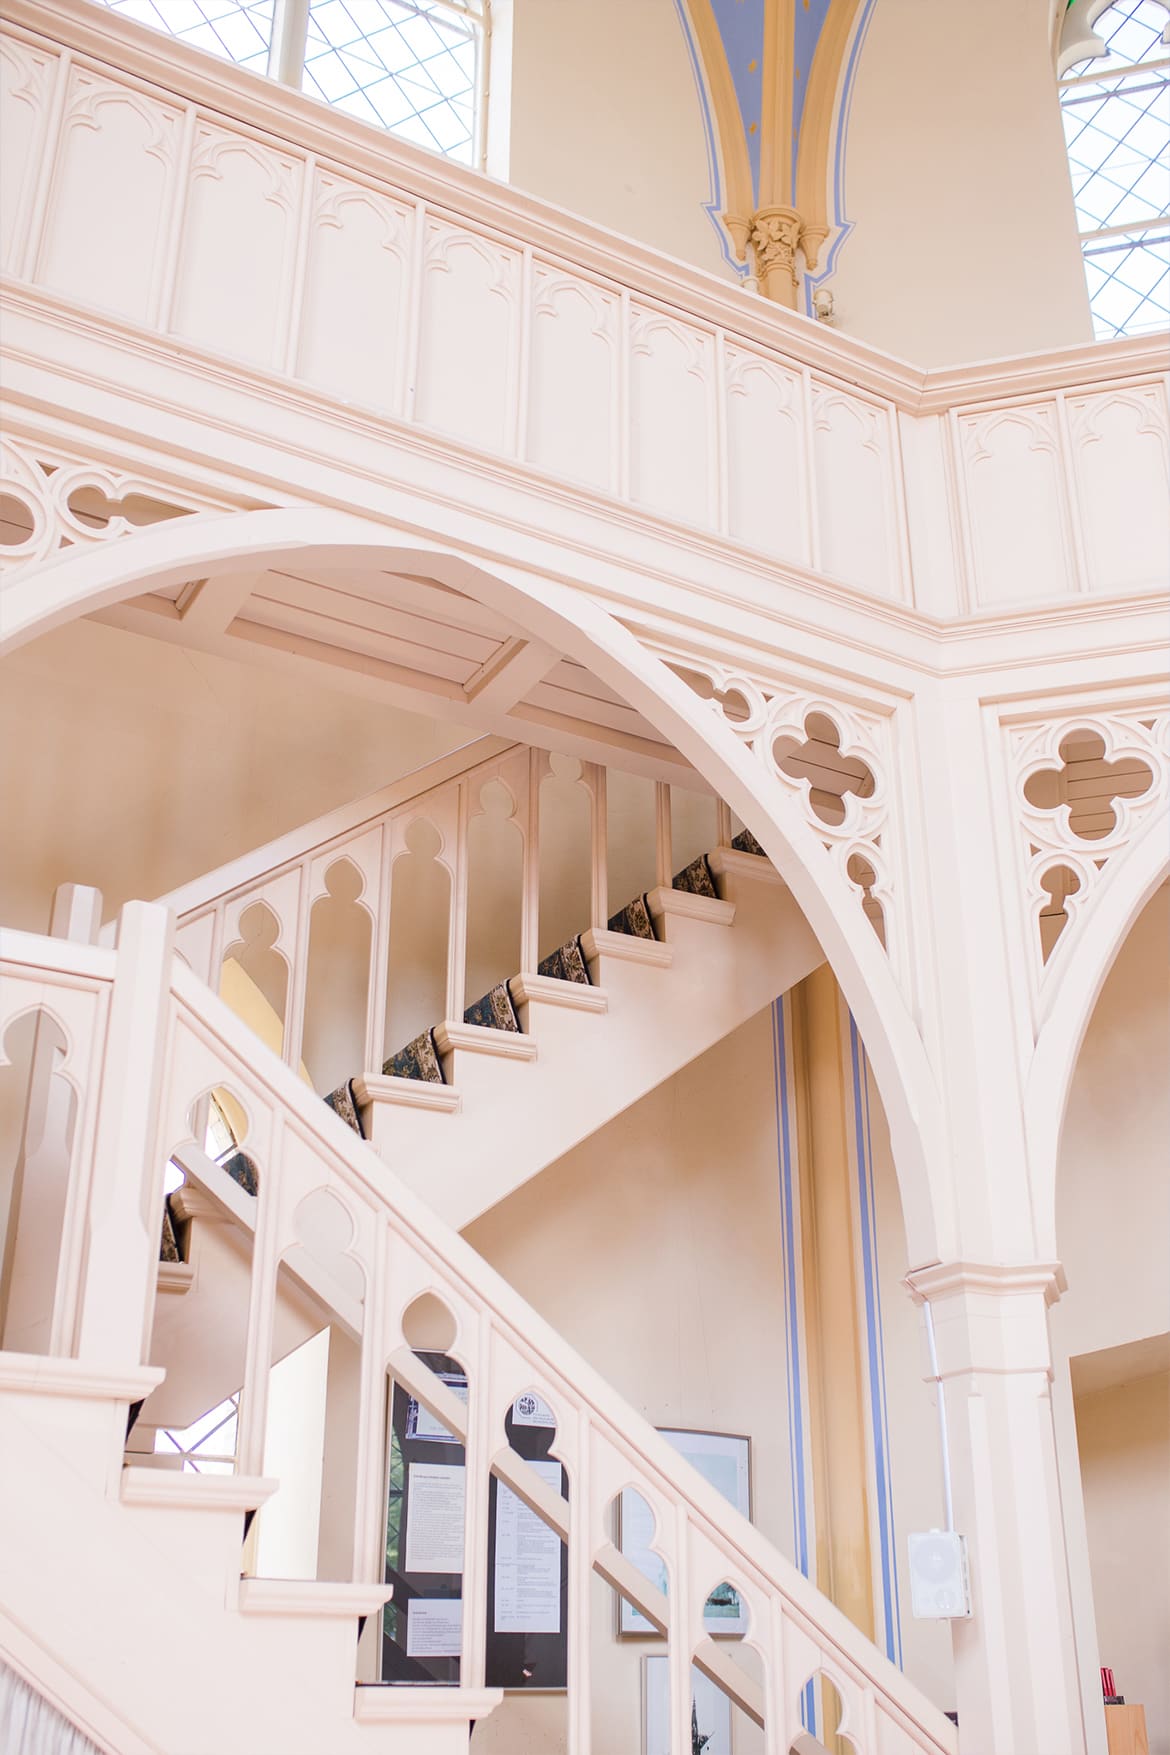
[0, 432, 260, 583]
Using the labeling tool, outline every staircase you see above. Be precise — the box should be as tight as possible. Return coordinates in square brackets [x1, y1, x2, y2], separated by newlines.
[0, 899, 957, 1755]
[143, 737, 824, 1231]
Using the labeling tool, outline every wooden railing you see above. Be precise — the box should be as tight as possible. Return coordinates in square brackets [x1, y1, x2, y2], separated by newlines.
[0, 914, 956, 1755]
[129, 734, 729, 1095]
[2, 0, 1166, 617]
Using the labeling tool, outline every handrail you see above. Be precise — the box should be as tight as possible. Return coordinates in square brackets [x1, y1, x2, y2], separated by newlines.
[1, 918, 957, 1752]
[144, 734, 515, 923]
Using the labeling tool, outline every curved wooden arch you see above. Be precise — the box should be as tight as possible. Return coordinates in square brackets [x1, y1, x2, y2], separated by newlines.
[0, 506, 951, 1261]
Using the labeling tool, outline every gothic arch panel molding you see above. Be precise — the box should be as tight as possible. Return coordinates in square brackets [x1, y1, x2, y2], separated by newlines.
[0, 432, 254, 577]
[0, 503, 951, 1264]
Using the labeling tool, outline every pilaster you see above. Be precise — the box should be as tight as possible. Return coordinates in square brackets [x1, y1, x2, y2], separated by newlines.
[906, 1261, 1086, 1755]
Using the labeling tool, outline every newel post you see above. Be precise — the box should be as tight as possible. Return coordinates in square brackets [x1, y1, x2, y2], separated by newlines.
[75, 901, 175, 1367]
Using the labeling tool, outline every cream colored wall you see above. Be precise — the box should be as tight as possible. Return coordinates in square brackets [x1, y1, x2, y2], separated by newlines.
[1075, 1369, 1170, 1755]
[862, 1055, 957, 1713]
[838, 0, 1093, 364]
[1052, 887, 1170, 1363]
[465, 1006, 788, 1752]
[507, 0, 732, 281]
[0, 618, 467, 934]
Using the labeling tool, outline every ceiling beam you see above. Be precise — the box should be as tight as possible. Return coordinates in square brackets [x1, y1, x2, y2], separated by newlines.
[462, 636, 557, 710]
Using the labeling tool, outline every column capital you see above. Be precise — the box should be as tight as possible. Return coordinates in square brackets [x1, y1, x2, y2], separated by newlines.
[904, 1258, 1067, 1306]
[904, 1260, 1067, 1381]
[747, 205, 807, 305]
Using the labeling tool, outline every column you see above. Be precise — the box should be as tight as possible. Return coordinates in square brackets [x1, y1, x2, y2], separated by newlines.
[906, 1262, 1087, 1755]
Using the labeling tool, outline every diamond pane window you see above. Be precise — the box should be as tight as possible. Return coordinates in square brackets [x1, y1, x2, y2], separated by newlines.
[303, 0, 481, 166]
[89, 0, 488, 167]
[93, 0, 276, 73]
[154, 1393, 239, 1475]
[1060, 0, 1170, 338]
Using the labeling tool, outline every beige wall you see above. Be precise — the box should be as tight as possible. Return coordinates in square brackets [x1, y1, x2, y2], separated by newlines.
[465, 999, 961, 1740]
[837, 0, 1093, 364]
[507, 0, 732, 282]
[466, 1006, 789, 1751]
[1075, 1368, 1170, 1755]
[0, 618, 468, 933]
[1053, 887, 1170, 1363]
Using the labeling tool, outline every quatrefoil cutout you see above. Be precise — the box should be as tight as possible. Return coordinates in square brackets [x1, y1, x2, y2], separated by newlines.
[771, 711, 876, 827]
[1023, 729, 1153, 842]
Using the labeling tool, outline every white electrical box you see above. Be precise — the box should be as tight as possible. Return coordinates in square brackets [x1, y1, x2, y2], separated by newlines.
[907, 1530, 972, 1619]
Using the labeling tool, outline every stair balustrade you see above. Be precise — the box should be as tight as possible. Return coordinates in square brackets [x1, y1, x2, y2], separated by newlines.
[135, 735, 743, 1121]
[0, 914, 956, 1755]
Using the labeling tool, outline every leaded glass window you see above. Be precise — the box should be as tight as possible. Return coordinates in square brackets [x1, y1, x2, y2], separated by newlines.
[90, 0, 487, 168]
[1060, 0, 1170, 338]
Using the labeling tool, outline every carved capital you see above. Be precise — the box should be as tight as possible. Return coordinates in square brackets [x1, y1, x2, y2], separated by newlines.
[748, 206, 806, 305]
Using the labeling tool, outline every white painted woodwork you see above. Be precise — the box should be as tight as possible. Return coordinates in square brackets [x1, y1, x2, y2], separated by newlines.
[0, 916, 956, 1755]
[3, 1, 1164, 617]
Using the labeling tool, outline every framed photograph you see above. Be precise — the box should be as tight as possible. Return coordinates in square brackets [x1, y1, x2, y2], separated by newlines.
[643, 1655, 732, 1755]
[619, 1429, 751, 1636]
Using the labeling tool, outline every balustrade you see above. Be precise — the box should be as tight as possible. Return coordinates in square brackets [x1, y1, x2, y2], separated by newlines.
[0, 905, 955, 1754]
[2, 0, 1166, 618]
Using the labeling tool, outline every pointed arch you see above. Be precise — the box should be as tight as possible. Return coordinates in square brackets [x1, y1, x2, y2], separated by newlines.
[0, 505, 950, 1261]
[1026, 809, 1170, 1254]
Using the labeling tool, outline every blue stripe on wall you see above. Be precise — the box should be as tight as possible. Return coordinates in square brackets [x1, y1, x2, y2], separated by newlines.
[849, 1014, 904, 1667]
[803, 0, 879, 313]
[771, 996, 817, 1735]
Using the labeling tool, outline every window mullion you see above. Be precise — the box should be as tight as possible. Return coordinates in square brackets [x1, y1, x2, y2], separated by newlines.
[268, 0, 311, 88]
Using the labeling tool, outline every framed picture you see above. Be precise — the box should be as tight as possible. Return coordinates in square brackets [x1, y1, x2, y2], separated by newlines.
[619, 1429, 751, 1636]
[643, 1655, 732, 1755]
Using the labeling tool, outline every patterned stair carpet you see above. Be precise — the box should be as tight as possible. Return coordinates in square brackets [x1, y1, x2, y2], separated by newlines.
[319, 840, 771, 1140]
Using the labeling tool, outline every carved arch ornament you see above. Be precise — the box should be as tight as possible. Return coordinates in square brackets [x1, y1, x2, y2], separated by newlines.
[1009, 705, 1169, 988]
[0, 435, 245, 579]
[667, 657, 899, 957]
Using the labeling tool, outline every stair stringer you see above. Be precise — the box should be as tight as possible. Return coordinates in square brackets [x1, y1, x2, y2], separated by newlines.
[0, 1358, 498, 1755]
[367, 859, 825, 1231]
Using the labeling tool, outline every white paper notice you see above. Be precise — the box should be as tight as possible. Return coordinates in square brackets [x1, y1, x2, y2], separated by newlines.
[406, 1596, 463, 1658]
[410, 1378, 469, 1442]
[493, 1459, 563, 1634]
[404, 1462, 466, 1574]
[510, 1391, 555, 1429]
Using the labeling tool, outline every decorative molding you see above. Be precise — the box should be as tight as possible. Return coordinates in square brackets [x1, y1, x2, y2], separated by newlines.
[432, 1020, 539, 1060]
[507, 972, 610, 1013]
[665, 657, 898, 953]
[0, 1356, 164, 1401]
[1009, 706, 1169, 976]
[119, 1468, 278, 1511]
[904, 1260, 1067, 1305]
[354, 1685, 503, 1725]
[238, 1579, 393, 1618]
[0, 434, 237, 579]
[645, 885, 736, 928]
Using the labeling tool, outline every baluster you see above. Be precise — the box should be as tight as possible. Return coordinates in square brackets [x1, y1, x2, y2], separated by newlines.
[520, 747, 541, 972]
[589, 765, 608, 929]
[365, 827, 392, 1076]
[654, 782, 673, 890]
[4, 885, 102, 1357]
[668, 1502, 692, 1754]
[74, 902, 174, 1365]
[460, 1313, 493, 1687]
[447, 782, 470, 1022]
[567, 1412, 593, 1755]
[282, 865, 311, 1076]
[234, 1113, 285, 1490]
[353, 1219, 392, 1679]
[764, 1593, 790, 1755]
[716, 799, 733, 849]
